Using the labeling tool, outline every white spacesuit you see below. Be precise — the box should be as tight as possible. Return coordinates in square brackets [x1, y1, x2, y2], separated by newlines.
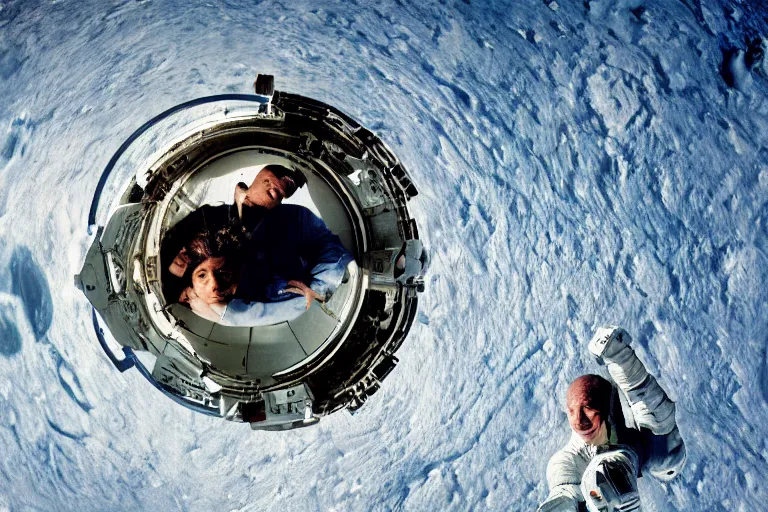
[538, 327, 687, 512]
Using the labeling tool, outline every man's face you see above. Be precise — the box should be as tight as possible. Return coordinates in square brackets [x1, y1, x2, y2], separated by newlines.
[566, 382, 607, 445]
[244, 168, 297, 210]
[191, 257, 233, 304]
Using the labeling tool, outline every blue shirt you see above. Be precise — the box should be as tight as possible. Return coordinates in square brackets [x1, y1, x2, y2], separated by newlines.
[221, 203, 354, 326]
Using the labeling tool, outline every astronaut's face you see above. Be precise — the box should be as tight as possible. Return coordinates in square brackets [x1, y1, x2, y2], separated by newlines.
[244, 168, 297, 210]
[191, 257, 233, 304]
[566, 384, 607, 445]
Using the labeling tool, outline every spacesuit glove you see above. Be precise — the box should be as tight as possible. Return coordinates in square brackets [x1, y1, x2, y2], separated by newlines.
[588, 326, 630, 363]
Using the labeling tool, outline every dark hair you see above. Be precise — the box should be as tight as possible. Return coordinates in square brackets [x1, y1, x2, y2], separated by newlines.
[181, 224, 246, 300]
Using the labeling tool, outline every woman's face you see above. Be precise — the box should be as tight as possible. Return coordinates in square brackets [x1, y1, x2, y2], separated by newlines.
[191, 257, 234, 304]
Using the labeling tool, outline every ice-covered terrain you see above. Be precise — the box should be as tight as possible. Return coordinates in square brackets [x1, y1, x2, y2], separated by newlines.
[1, 0, 767, 510]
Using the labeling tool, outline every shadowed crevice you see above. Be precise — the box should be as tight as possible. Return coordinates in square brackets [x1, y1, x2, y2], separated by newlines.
[0, 307, 22, 356]
[10, 246, 53, 340]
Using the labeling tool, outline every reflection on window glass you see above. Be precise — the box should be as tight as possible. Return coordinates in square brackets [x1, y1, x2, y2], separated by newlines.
[162, 162, 354, 329]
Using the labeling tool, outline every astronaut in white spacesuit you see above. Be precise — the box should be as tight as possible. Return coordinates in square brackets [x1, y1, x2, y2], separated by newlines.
[538, 326, 687, 512]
